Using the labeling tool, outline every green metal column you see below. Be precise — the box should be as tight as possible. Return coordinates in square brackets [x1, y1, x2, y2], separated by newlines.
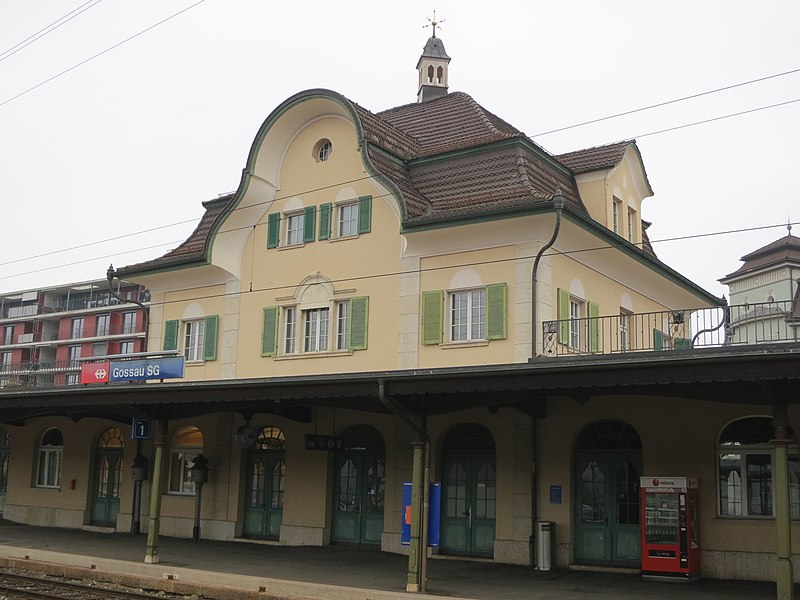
[406, 441, 424, 592]
[772, 405, 794, 600]
[145, 419, 167, 564]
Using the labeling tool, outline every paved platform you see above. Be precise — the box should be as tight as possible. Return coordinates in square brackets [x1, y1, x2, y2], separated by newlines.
[0, 521, 784, 599]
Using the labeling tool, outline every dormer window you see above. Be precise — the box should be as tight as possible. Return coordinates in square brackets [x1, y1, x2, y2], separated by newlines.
[314, 139, 332, 162]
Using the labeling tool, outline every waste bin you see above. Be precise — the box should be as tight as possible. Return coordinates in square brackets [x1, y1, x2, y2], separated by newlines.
[535, 521, 555, 571]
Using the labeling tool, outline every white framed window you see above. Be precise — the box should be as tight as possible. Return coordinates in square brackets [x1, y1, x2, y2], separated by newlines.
[336, 302, 350, 350]
[451, 289, 487, 342]
[338, 203, 359, 237]
[68, 345, 81, 367]
[119, 340, 134, 355]
[3, 326, 13, 345]
[66, 373, 80, 385]
[569, 298, 584, 349]
[96, 314, 110, 337]
[717, 416, 800, 518]
[122, 311, 137, 335]
[183, 319, 205, 362]
[303, 308, 329, 352]
[314, 139, 332, 162]
[169, 426, 203, 495]
[37, 428, 63, 488]
[619, 309, 631, 352]
[286, 212, 305, 246]
[0, 352, 10, 372]
[612, 198, 622, 234]
[71, 317, 84, 339]
[284, 307, 296, 354]
[627, 208, 635, 243]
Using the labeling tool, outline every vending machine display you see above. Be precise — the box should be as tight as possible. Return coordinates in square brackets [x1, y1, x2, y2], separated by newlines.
[640, 477, 700, 580]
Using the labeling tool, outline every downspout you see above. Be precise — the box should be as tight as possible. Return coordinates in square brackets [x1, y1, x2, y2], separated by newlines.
[530, 190, 565, 359]
[378, 379, 430, 593]
[529, 190, 564, 569]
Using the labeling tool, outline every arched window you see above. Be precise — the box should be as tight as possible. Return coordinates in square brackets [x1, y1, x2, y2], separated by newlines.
[427, 65, 434, 83]
[436, 66, 444, 83]
[169, 426, 203, 495]
[717, 416, 799, 518]
[37, 428, 63, 488]
[98, 427, 124, 448]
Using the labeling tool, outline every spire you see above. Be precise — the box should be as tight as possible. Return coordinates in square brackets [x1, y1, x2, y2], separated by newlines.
[417, 12, 451, 103]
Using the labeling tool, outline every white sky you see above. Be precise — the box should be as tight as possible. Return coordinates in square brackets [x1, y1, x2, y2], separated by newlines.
[1, 1, 798, 302]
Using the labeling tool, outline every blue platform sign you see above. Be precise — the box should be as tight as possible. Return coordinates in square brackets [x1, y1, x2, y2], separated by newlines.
[132, 418, 151, 440]
[109, 357, 185, 382]
[401, 482, 441, 547]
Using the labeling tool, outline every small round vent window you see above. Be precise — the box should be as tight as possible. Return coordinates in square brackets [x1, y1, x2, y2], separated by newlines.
[314, 139, 332, 162]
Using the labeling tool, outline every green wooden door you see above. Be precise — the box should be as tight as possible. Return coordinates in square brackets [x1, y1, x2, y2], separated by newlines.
[440, 453, 497, 557]
[91, 449, 122, 525]
[574, 453, 641, 565]
[243, 450, 285, 539]
[331, 451, 385, 546]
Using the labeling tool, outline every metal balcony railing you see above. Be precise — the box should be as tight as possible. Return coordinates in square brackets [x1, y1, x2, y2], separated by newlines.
[542, 300, 799, 357]
[0, 359, 81, 389]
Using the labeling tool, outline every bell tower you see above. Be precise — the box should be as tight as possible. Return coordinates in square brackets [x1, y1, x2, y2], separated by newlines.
[416, 14, 450, 103]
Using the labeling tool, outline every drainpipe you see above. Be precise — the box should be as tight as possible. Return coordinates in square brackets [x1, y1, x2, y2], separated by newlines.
[378, 379, 430, 593]
[530, 190, 565, 359]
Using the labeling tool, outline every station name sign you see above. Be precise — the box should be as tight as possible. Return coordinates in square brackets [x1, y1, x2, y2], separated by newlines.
[80, 357, 185, 384]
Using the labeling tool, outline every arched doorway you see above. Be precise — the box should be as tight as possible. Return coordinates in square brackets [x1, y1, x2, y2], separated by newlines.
[243, 426, 286, 539]
[91, 427, 124, 526]
[0, 428, 9, 513]
[440, 423, 496, 557]
[331, 425, 385, 546]
[573, 420, 642, 566]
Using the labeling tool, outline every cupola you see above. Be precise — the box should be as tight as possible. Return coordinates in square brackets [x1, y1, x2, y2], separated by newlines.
[416, 28, 450, 103]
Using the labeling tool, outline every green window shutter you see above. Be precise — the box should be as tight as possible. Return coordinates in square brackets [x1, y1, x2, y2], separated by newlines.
[261, 306, 278, 356]
[557, 288, 570, 345]
[486, 283, 507, 340]
[163, 320, 179, 351]
[358, 195, 372, 234]
[319, 203, 332, 240]
[267, 213, 280, 248]
[303, 206, 316, 243]
[675, 337, 692, 349]
[588, 301, 600, 353]
[203, 315, 219, 361]
[421, 290, 443, 345]
[348, 296, 369, 350]
[653, 329, 664, 351]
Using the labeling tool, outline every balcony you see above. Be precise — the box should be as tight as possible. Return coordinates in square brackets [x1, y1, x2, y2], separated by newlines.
[541, 299, 799, 357]
[0, 359, 80, 389]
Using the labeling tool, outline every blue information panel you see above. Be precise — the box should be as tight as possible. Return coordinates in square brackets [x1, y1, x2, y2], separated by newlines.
[132, 418, 151, 440]
[109, 357, 185, 382]
[401, 482, 441, 547]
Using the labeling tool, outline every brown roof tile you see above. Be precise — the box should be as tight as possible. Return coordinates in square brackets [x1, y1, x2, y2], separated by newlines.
[556, 141, 631, 174]
[723, 234, 800, 279]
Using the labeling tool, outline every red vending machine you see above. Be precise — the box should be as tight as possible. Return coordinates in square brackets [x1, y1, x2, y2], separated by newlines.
[640, 477, 700, 580]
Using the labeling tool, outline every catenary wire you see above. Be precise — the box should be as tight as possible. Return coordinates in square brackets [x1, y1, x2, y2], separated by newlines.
[0, 0, 206, 108]
[532, 66, 800, 137]
[0, 0, 105, 63]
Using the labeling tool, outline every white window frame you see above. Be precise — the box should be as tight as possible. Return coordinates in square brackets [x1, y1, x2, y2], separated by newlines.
[2, 326, 13, 345]
[612, 199, 621, 234]
[168, 427, 203, 495]
[286, 212, 305, 246]
[284, 307, 297, 354]
[68, 345, 81, 367]
[66, 373, 80, 385]
[0, 352, 10, 372]
[303, 308, 329, 352]
[318, 141, 332, 162]
[338, 203, 359, 238]
[36, 429, 62, 488]
[569, 298, 584, 349]
[119, 340, 135, 355]
[627, 208, 635, 243]
[71, 317, 84, 339]
[336, 301, 350, 350]
[183, 319, 205, 362]
[450, 288, 487, 342]
[619, 309, 631, 352]
[96, 314, 110, 337]
[717, 417, 800, 519]
[122, 311, 137, 335]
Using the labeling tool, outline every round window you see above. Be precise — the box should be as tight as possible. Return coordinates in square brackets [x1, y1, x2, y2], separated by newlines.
[314, 139, 332, 162]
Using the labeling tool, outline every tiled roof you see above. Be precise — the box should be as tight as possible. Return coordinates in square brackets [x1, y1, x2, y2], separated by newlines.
[116, 194, 231, 276]
[723, 234, 800, 279]
[556, 141, 631, 174]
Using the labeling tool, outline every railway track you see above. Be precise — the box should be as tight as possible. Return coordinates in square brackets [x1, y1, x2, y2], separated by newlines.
[0, 570, 196, 600]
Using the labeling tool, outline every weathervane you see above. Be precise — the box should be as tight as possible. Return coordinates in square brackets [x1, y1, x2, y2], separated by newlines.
[423, 10, 445, 37]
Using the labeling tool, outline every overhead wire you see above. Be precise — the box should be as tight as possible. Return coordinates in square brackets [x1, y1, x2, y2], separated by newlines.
[0, 0, 207, 108]
[0, 0, 105, 64]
